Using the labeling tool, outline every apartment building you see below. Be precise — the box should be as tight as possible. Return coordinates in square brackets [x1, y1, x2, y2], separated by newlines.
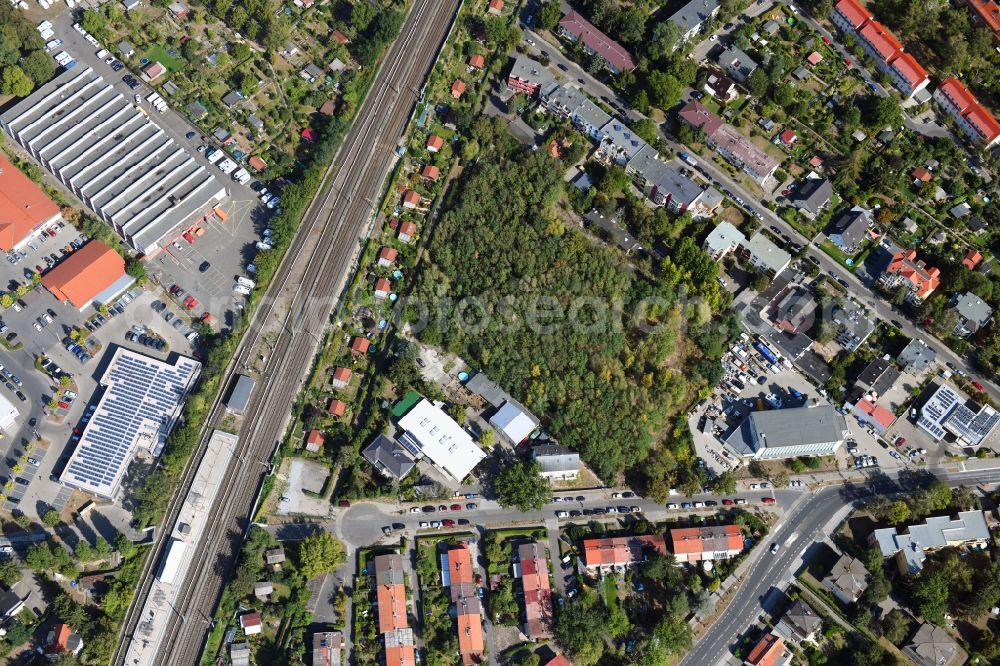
[933, 78, 1000, 147]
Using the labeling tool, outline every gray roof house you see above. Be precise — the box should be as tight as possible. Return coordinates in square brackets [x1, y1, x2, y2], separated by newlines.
[668, 0, 721, 43]
[703, 221, 746, 260]
[572, 99, 612, 141]
[531, 444, 580, 481]
[826, 206, 871, 253]
[831, 298, 876, 352]
[853, 358, 900, 397]
[264, 547, 286, 567]
[230, 643, 251, 666]
[599, 120, 649, 165]
[584, 210, 642, 254]
[362, 434, 416, 481]
[465, 372, 509, 408]
[186, 101, 209, 119]
[717, 46, 758, 83]
[899, 338, 936, 371]
[903, 623, 966, 666]
[302, 63, 324, 82]
[790, 178, 833, 219]
[118, 41, 135, 58]
[952, 291, 993, 338]
[775, 599, 822, 644]
[221, 90, 245, 107]
[724, 405, 848, 460]
[871, 510, 989, 574]
[822, 553, 870, 604]
[0, 588, 24, 620]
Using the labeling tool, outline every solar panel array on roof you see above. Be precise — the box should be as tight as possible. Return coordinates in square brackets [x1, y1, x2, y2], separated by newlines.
[60, 348, 201, 499]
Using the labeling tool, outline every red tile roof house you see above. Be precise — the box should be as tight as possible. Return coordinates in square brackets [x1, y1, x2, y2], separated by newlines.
[451, 79, 466, 98]
[374, 277, 392, 300]
[468, 54, 485, 70]
[878, 249, 941, 302]
[248, 155, 268, 172]
[398, 220, 417, 243]
[963, 249, 983, 270]
[516, 542, 552, 640]
[350, 336, 370, 357]
[911, 167, 933, 184]
[670, 525, 744, 563]
[581, 535, 668, 573]
[852, 398, 896, 434]
[933, 77, 1000, 147]
[558, 10, 636, 74]
[777, 129, 797, 146]
[806, 51, 823, 66]
[421, 165, 440, 182]
[426, 135, 445, 153]
[402, 190, 421, 209]
[544, 656, 572, 666]
[377, 247, 398, 267]
[967, 0, 1000, 43]
[240, 611, 262, 636]
[328, 399, 346, 417]
[331, 366, 352, 388]
[304, 429, 325, 453]
[746, 633, 791, 666]
[331, 30, 349, 45]
[487, 0, 504, 15]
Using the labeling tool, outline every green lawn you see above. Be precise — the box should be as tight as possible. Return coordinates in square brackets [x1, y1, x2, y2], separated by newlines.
[142, 44, 187, 72]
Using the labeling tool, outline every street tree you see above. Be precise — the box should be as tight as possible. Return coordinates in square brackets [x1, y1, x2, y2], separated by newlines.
[493, 459, 548, 511]
[297, 532, 345, 580]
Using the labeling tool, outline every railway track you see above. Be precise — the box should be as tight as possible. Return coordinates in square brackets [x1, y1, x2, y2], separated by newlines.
[111, 2, 461, 664]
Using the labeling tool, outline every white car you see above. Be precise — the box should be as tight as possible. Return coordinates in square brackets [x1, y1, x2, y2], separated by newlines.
[409, 507, 420, 513]
[419, 521, 430, 528]
[96, 48, 109, 59]
[0, 545, 11, 554]
[555, 511, 568, 518]
[45, 39, 62, 50]
[749, 483, 759, 490]
[666, 503, 679, 510]
[693, 501, 704, 508]
[172, 242, 183, 251]
[32, 321, 41, 331]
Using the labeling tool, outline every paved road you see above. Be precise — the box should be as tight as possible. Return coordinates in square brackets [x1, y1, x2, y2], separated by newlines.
[680, 464, 1000, 666]
[111, 3, 463, 665]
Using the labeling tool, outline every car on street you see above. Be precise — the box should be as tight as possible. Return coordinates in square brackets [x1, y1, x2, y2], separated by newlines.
[770, 543, 780, 553]
[735, 498, 748, 505]
[466, 503, 477, 510]
[422, 506, 435, 513]
[680, 502, 692, 509]
[450, 503, 462, 511]
[721, 499, 734, 505]
[556, 511, 568, 518]
[442, 519, 455, 527]
[27, 458, 38, 466]
[185, 131, 196, 139]
[762, 497, 776, 505]
[895, 436, 906, 448]
[419, 521, 430, 528]
[410, 507, 420, 513]
[430, 521, 442, 529]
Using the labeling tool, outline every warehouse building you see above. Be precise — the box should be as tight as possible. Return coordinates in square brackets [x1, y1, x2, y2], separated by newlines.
[725, 405, 849, 459]
[41, 240, 130, 310]
[59, 348, 201, 499]
[0, 154, 62, 251]
[0, 67, 227, 255]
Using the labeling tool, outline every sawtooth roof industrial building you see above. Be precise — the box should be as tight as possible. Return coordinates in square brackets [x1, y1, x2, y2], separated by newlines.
[59, 348, 201, 499]
[0, 67, 227, 256]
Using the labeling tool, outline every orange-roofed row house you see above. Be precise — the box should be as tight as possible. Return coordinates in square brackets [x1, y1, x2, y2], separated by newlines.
[581, 535, 668, 573]
[516, 542, 552, 639]
[670, 525, 744, 564]
[933, 78, 1000, 147]
[446, 543, 484, 664]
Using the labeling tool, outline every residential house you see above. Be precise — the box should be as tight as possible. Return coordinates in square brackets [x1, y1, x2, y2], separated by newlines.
[962, 249, 983, 270]
[572, 99, 612, 141]
[582, 535, 668, 572]
[362, 433, 416, 481]
[301, 63, 324, 83]
[670, 525, 743, 563]
[912, 166, 933, 185]
[742, 232, 791, 275]
[544, 656, 572, 666]
[584, 210, 641, 254]
[304, 429, 324, 453]
[253, 581, 273, 600]
[871, 510, 990, 573]
[531, 444, 580, 481]
[421, 165, 440, 181]
[600, 120, 649, 165]
[327, 58, 346, 74]
[852, 398, 896, 434]
[506, 56, 554, 96]
[168, 2, 188, 18]
[374, 553, 408, 633]
[282, 42, 299, 57]
[121, 0, 141, 11]
[443, 544, 484, 664]
[830, 298, 876, 352]
[558, 10, 636, 73]
[402, 190, 421, 209]
[350, 336, 370, 356]
[899, 338, 936, 371]
[762, 20, 781, 35]
[827, 206, 871, 253]
[383, 628, 416, 666]
[776, 129, 797, 146]
[489, 400, 538, 445]
[221, 90, 244, 107]
[745, 633, 791, 666]
[377, 247, 398, 268]
[240, 611, 262, 636]
[0, 588, 23, 621]
[327, 399, 346, 417]
[451, 80, 466, 98]
[966, 0, 1000, 43]
[776, 600, 821, 644]
[627, 147, 718, 216]
[374, 277, 392, 300]
[772, 287, 816, 335]
[118, 41, 135, 58]
[668, 0, 721, 43]
[515, 542, 552, 639]
[487, 0, 503, 14]
[934, 77, 1000, 146]
[230, 643, 251, 666]
[822, 553, 870, 604]
[264, 547, 285, 570]
[331, 366, 352, 388]
[312, 631, 343, 666]
[426, 135, 444, 153]
[248, 156, 267, 172]
[398, 220, 417, 243]
[950, 201, 972, 220]
[717, 46, 758, 83]
[854, 358, 900, 397]
[703, 221, 746, 260]
[468, 54, 485, 70]
[806, 51, 823, 66]
[790, 178, 833, 220]
[679, 101, 780, 184]
[903, 623, 966, 666]
[142, 61, 166, 81]
[953, 291, 993, 337]
[834, 0, 869, 33]
[331, 30, 349, 45]
[917, 383, 1000, 448]
[42, 623, 84, 661]
[703, 70, 738, 102]
[879, 249, 941, 302]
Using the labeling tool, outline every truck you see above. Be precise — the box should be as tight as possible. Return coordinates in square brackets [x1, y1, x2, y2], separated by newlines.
[217, 159, 238, 175]
[232, 168, 251, 185]
[754, 342, 778, 365]
[679, 151, 697, 167]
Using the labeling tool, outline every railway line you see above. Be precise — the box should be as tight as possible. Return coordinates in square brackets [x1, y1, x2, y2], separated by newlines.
[111, 2, 462, 664]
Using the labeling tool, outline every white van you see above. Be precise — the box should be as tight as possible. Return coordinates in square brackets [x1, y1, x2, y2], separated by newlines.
[206, 149, 225, 165]
[217, 159, 238, 175]
[233, 284, 251, 295]
[36, 20, 52, 32]
[236, 276, 256, 289]
[232, 168, 251, 185]
[96, 48, 109, 59]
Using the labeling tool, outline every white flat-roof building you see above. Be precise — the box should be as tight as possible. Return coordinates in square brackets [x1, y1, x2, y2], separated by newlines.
[398, 399, 486, 482]
[59, 348, 201, 499]
[0, 67, 227, 255]
[489, 401, 538, 445]
[0, 393, 18, 431]
[918, 383, 1000, 448]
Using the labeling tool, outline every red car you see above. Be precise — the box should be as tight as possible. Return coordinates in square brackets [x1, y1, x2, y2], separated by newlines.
[450, 503, 462, 511]
[844, 57, 852, 66]
[821, 35, 831, 45]
[183, 295, 199, 310]
[761, 497, 776, 505]
[442, 519, 455, 527]
[182, 231, 196, 244]
[972, 381, 985, 392]
[895, 436, 906, 448]
[57, 401, 69, 409]
[721, 499, 734, 506]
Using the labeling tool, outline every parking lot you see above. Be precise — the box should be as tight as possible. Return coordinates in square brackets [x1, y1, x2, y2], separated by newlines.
[50, 11, 272, 326]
